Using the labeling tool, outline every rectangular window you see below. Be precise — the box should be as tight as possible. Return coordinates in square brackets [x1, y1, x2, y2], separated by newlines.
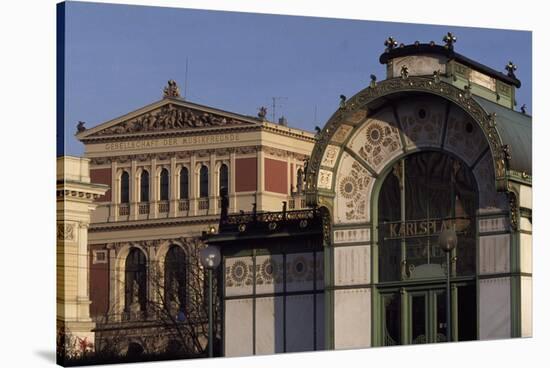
[93, 250, 108, 264]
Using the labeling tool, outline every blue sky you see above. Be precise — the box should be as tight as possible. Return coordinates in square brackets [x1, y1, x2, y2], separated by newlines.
[62, 1, 532, 156]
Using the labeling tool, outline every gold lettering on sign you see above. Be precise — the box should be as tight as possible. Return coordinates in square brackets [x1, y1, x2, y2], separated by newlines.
[384, 218, 467, 240]
[105, 134, 240, 151]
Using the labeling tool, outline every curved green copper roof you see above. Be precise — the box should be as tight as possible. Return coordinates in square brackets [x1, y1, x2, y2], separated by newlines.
[472, 95, 532, 175]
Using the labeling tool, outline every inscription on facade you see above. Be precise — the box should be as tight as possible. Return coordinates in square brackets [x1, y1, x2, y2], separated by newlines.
[104, 133, 240, 151]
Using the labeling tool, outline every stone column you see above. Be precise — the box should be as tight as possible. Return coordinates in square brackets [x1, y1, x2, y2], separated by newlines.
[209, 151, 217, 214]
[190, 153, 197, 216]
[150, 157, 157, 218]
[109, 160, 118, 222]
[257, 148, 265, 210]
[170, 156, 177, 217]
[230, 149, 236, 213]
[130, 159, 138, 220]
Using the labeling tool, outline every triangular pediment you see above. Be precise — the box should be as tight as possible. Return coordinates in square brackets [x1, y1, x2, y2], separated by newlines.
[76, 98, 261, 141]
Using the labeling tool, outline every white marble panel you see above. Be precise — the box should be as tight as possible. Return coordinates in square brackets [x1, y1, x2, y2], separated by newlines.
[479, 234, 510, 274]
[391, 55, 446, 78]
[478, 217, 507, 233]
[286, 252, 315, 292]
[520, 233, 532, 274]
[444, 105, 487, 166]
[224, 256, 254, 297]
[331, 124, 354, 144]
[479, 277, 511, 340]
[317, 169, 333, 190]
[520, 185, 532, 210]
[396, 95, 446, 149]
[334, 288, 371, 349]
[321, 145, 341, 168]
[521, 276, 532, 337]
[315, 293, 325, 350]
[255, 255, 284, 295]
[520, 217, 532, 232]
[285, 294, 314, 352]
[255, 296, 284, 355]
[347, 108, 403, 174]
[334, 245, 371, 286]
[224, 298, 253, 357]
[334, 152, 375, 224]
[333, 228, 371, 244]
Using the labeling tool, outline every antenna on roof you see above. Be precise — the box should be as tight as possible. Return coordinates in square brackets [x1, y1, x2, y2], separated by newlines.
[314, 104, 317, 126]
[271, 96, 287, 122]
[184, 57, 189, 100]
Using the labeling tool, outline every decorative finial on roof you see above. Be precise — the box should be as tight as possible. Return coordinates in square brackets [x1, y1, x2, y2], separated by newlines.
[443, 32, 457, 50]
[339, 95, 347, 108]
[258, 106, 268, 120]
[506, 61, 518, 78]
[370, 74, 377, 88]
[400, 65, 409, 79]
[163, 80, 181, 98]
[520, 104, 527, 114]
[76, 121, 86, 133]
[384, 36, 398, 52]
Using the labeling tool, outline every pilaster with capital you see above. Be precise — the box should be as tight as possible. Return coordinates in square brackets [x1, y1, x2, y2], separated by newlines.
[169, 155, 177, 217]
[209, 150, 217, 213]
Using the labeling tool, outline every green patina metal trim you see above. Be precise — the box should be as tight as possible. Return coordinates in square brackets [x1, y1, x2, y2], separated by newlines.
[305, 76, 509, 209]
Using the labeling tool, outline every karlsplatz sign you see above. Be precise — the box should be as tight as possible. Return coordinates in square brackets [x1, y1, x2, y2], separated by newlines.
[383, 218, 470, 240]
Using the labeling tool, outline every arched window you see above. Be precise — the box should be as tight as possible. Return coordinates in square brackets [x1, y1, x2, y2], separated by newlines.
[140, 170, 149, 202]
[160, 168, 169, 201]
[377, 151, 477, 283]
[219, 164, 229, 194]
[199, 165, 209, 198]
[179, 167, 189, 199]
[120, 171, 130, 203]
[125, 248, 147, 312]
[164, 245, 187, 314]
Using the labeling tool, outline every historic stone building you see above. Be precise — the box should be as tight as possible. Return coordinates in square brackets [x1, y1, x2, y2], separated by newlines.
[57, 156, 108, 352]
[74, 81, 315, 355]
[209, 35, 532, 356]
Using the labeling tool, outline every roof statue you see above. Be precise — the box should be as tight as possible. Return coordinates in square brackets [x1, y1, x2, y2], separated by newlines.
[257, 106, 268, 120]
[384, 36, 398, 52]
[163, 79, 181, 98]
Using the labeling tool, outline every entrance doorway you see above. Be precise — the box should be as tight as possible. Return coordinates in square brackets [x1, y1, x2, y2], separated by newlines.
[380, 283, 476, 345]
[376, 151, 478, 346]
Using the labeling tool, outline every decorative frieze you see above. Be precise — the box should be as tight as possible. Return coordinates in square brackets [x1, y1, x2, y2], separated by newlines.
[90, 104, 253, 137]
[333, 228, 370, 244]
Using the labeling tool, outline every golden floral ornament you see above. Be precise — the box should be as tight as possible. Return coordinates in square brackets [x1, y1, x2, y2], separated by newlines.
[339, 176, 358, 200]
[230, 260, 249, 283]
[365, 123, 385, 146]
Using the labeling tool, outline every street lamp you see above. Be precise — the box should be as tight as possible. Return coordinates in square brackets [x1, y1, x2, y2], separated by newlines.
[199, 246, 221, 357]
[438, 228, 457, 343]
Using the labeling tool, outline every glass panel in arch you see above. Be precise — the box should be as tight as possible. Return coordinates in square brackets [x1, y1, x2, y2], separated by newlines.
[382, 293, 401, 346]
[378, 151, 477, 282]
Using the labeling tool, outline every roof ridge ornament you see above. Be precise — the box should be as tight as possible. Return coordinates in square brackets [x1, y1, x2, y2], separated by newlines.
[506, 61, 518, 78]
[443, 32, 457, 51]
[384, 36, 398, 52]
[257, 106, 268, 120]
[370, 74, 377, 88]
[163, 79, 181, 98]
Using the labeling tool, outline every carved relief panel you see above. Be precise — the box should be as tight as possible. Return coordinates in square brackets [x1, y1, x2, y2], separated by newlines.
[347, 108, 403, 173]
[225, 256, 254, 297]
[334, 152, 375, 224]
